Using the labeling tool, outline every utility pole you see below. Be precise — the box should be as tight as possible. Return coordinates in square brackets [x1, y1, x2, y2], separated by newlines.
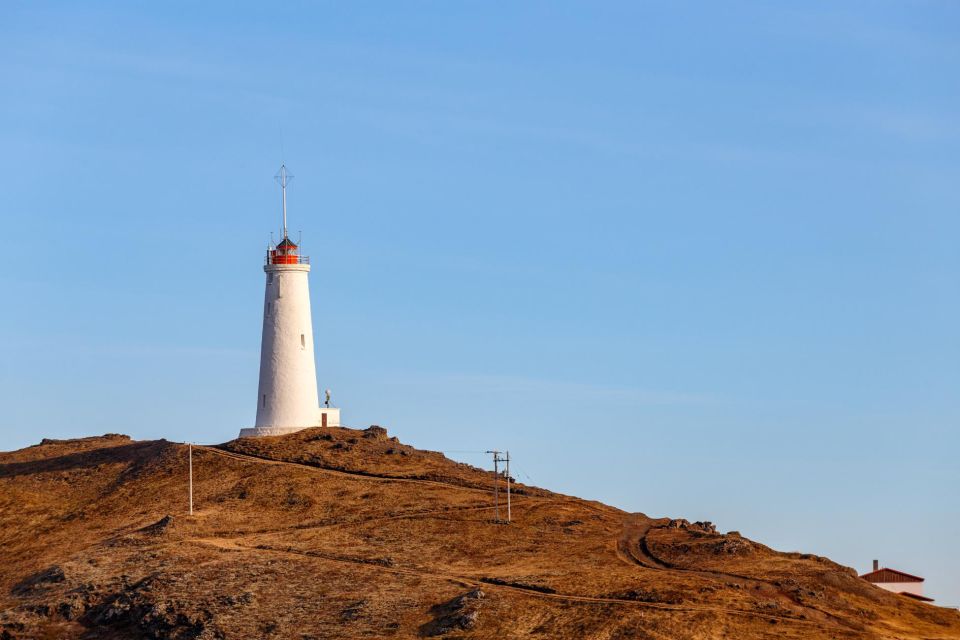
[486, 450, 511, 523]
[188, 443, 193, 516]
[505, 450, 511, 523]
[486, 450, 500, 522]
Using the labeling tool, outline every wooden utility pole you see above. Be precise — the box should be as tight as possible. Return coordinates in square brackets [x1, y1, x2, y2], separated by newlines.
[486, 450, 511, 523]
[486, 450, 500, 522]
[505, 450, 511, 523]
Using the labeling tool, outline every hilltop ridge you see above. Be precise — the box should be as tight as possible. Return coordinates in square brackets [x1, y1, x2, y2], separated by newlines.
[1, 427, 958, 639]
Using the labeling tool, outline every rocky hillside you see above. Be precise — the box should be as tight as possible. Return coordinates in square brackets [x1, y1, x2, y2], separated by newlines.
[1, 428, 958, 639]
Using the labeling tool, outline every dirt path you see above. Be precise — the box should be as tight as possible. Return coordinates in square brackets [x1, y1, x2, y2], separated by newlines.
[200, 446, 511, 497]
[207, 502, 500, 538]
[616, 514, 771, 586]
[192, 447, 838, 632]
[186, 536, 828, 628]
[197, 445, 618, 528]
[614, 516, 861, 633]
[617, 514, 671, 570]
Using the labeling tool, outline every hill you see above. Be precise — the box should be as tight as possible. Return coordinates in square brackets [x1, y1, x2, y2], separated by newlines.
[1, 428, 957, 639]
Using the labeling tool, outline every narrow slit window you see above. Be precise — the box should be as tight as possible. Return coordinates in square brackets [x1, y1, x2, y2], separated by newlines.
[300, 334, 306, 348]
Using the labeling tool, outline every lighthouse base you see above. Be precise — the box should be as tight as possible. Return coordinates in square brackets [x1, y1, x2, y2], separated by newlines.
[239, 408, 341, 438]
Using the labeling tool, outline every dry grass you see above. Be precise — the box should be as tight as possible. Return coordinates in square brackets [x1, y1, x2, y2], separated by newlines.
[1, 428, 957, 639]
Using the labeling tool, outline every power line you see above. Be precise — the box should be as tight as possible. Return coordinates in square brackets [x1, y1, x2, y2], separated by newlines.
[513, 463, 535, 484]
[439, 450, 489, 454]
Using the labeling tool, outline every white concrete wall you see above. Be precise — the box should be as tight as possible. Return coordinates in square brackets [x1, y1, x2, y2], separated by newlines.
[874, 582, 924, 598]
[318, 408, 340, 427]
[253, 263, 321, 430]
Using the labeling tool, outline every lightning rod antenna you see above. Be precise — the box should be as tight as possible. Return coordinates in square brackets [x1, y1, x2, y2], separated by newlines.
[275, 164, 293, 240]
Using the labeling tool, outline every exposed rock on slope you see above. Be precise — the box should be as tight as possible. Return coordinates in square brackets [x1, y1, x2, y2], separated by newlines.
[1, 429, 957, 639]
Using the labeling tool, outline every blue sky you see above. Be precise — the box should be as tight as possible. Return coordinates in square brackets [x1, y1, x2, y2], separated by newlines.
[2, 1, 958, 605]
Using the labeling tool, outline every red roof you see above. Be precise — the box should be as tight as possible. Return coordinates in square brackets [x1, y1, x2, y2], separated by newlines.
[860, 568, 924, 583]
[899, 592, 934, 603]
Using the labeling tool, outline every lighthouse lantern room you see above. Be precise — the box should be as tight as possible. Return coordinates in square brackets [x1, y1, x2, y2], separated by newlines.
[239, 165, 340, 437]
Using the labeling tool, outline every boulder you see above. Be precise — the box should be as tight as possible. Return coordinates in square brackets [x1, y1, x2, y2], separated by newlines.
[363, 425, 388, 440]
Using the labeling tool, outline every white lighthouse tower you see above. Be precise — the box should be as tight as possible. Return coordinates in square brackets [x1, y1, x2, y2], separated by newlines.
[239, 165, 340, 437]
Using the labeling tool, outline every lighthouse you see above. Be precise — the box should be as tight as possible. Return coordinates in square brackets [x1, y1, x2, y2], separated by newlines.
[239, 165, 340, 437]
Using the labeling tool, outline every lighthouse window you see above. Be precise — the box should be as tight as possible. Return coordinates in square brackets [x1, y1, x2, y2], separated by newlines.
[262, 394, 266, 407]
[300, 334, 306, 348]
[267, 274, 274, 284]
[267, 302, 272, 315]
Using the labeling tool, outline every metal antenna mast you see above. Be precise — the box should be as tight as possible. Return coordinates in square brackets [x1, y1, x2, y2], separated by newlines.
[275, 164, 293, 239]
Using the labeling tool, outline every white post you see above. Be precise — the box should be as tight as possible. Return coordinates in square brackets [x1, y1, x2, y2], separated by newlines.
[188, 443, 193, 515]
[505, 450, 511, 523]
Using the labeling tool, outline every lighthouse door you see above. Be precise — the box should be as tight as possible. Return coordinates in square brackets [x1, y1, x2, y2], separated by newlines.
[322, 413, 328, 428]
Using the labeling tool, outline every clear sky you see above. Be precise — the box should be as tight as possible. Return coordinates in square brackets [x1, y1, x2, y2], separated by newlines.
[2, 1, 958, 605]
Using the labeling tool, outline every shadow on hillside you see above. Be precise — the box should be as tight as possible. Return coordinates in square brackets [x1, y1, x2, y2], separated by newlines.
[0, 440, 173, 479]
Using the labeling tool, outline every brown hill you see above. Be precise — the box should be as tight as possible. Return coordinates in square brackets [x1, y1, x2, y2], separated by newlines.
[1, 428, 957, 639]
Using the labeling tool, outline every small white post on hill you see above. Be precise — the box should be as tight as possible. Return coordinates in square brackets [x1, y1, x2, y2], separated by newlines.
[188, 443, 193, 516]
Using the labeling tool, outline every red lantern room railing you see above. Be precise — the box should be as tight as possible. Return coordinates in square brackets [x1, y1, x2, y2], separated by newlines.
[266, 237, 310, 265]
